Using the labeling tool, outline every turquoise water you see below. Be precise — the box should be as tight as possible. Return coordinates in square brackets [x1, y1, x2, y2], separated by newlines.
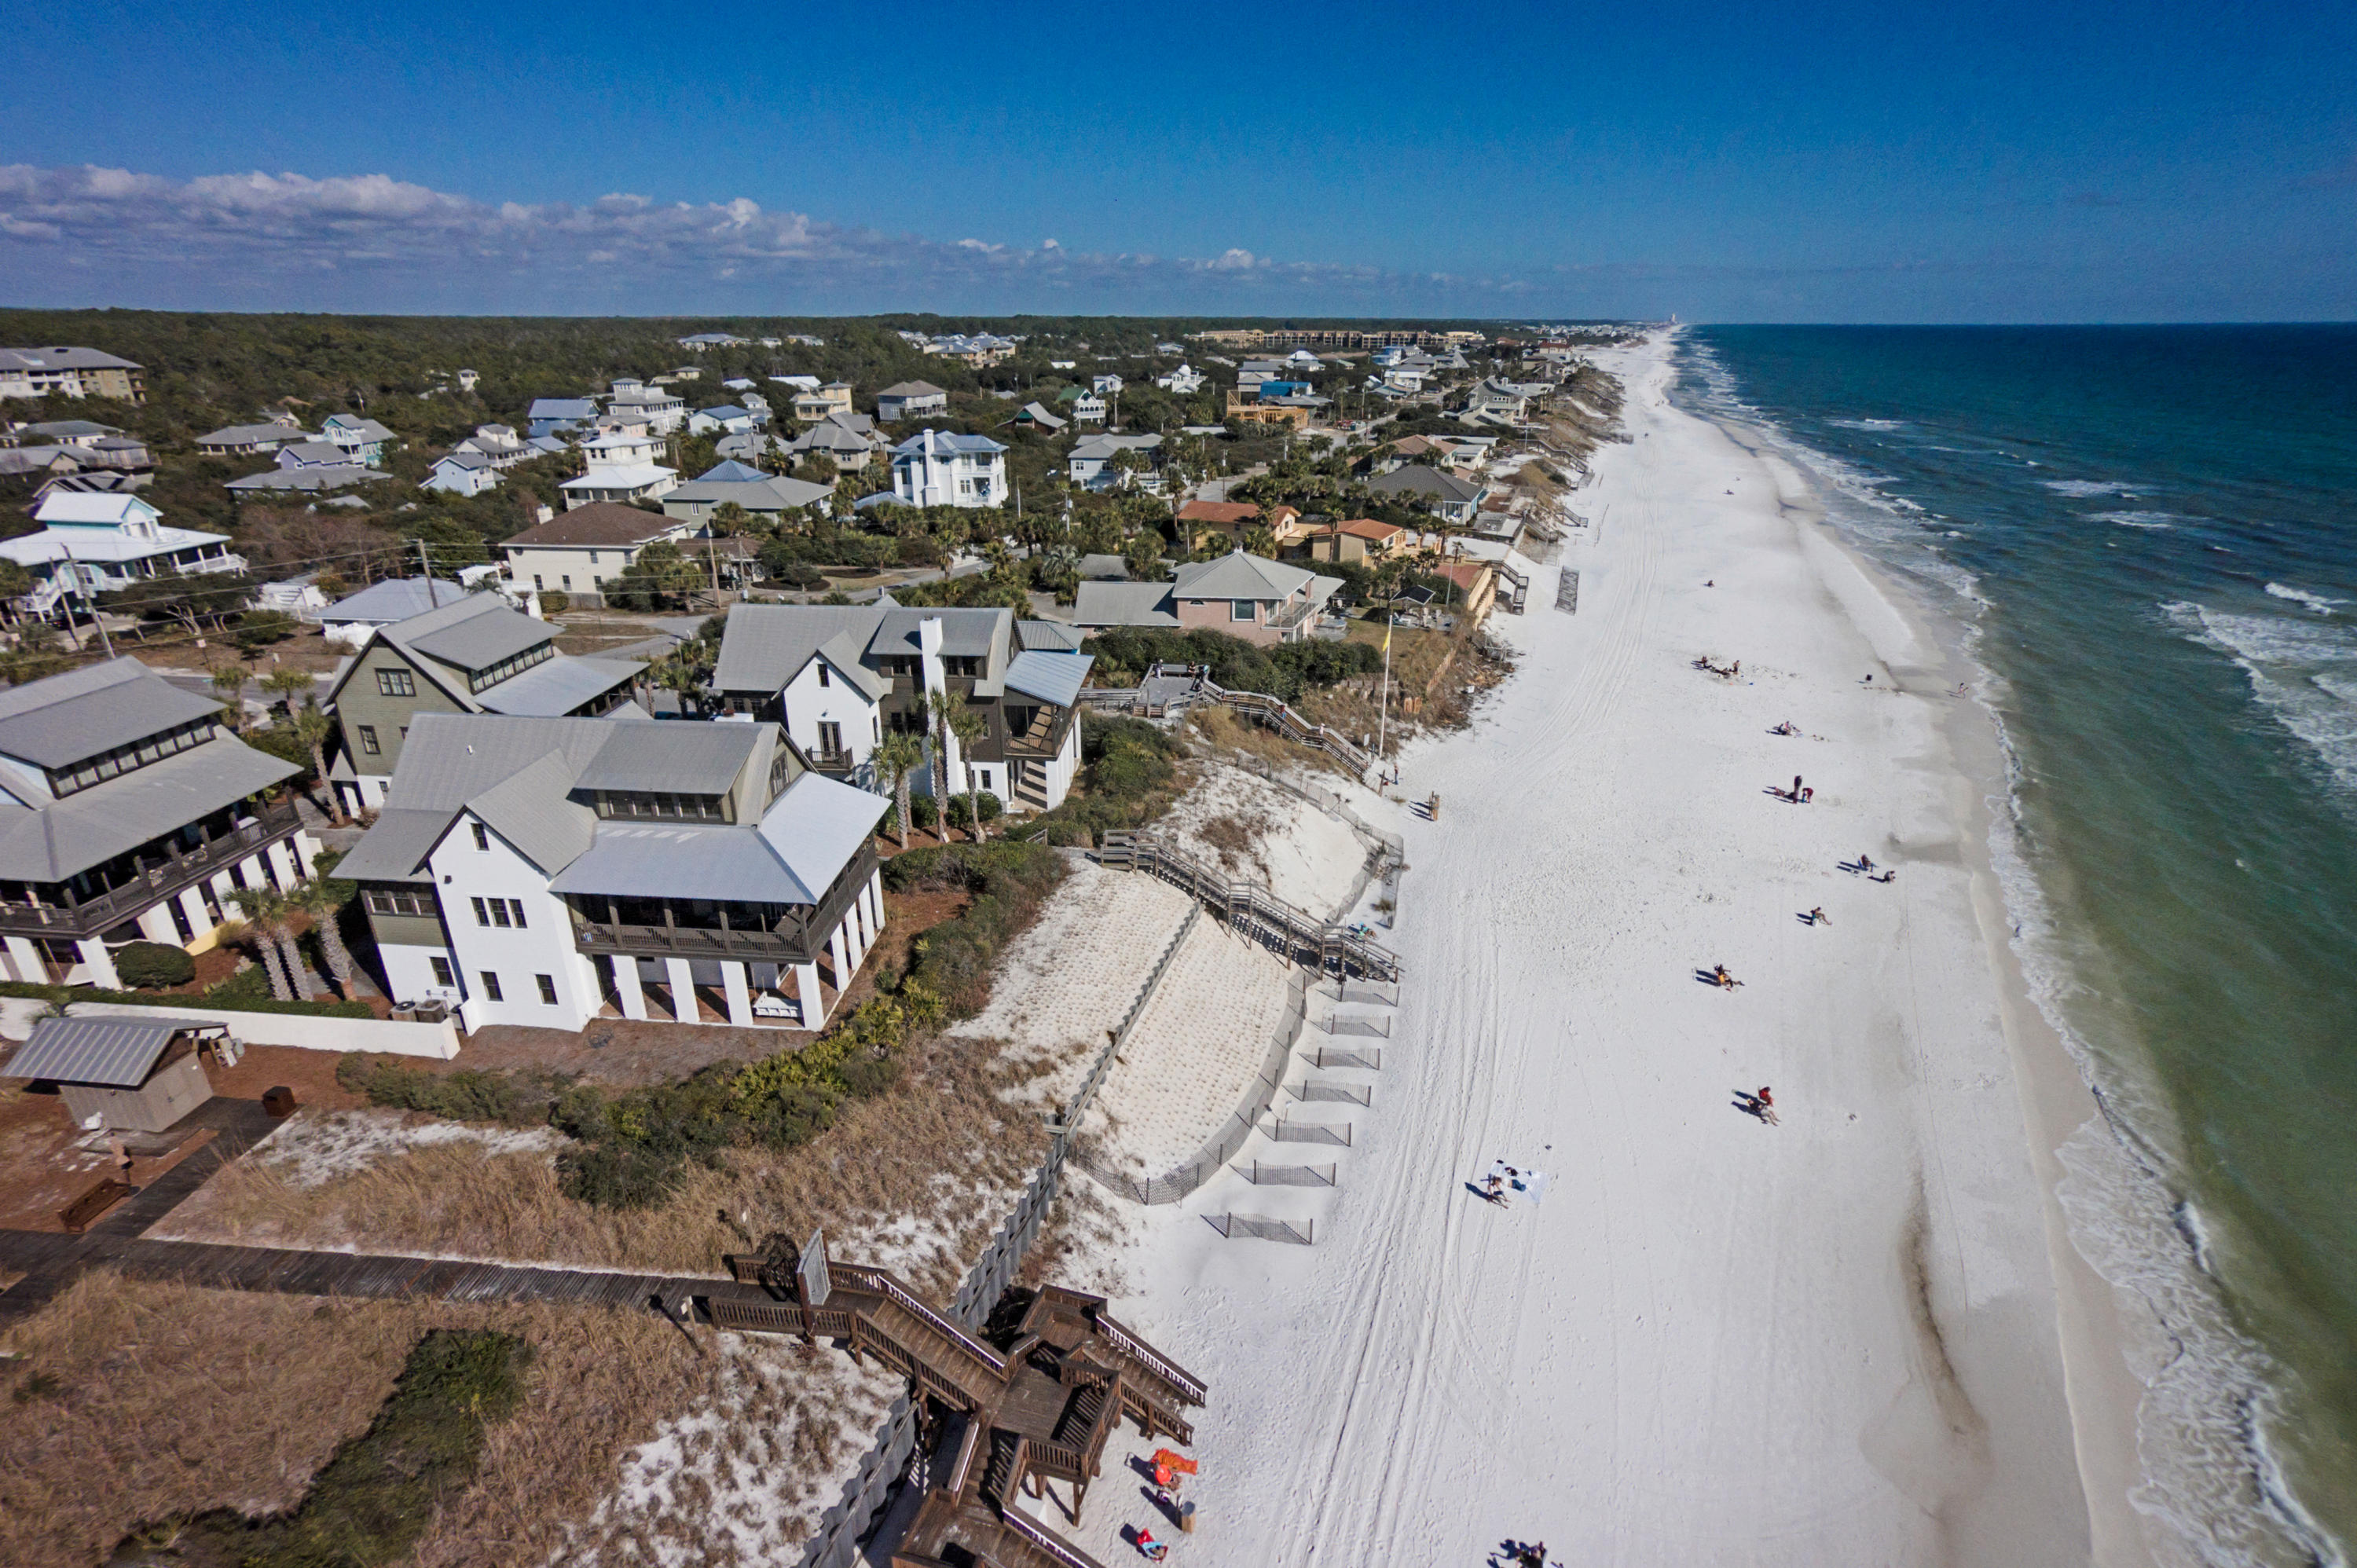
[1679, 326, 2357, 1567]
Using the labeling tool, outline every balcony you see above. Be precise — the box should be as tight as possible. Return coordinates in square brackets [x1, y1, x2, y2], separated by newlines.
[566, 840, 877, 965]
[0, 797, 302, 940]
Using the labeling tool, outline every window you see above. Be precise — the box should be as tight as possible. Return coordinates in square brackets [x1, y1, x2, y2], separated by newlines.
[376, 668, 416, 697]
[588, 550, 600, 564]
[508, 899, 527, 929]
[480, 971, 504, 1002]
[471, 822, 490, 851]
[471, 896, 489, 925]
[816, 662, 831, 688]
[493, 899, 514, 928]
[365, 888, 440, 918]
[533, 574, 544, 590]
[357, 724, 381, 756]
[1231, 600, 1255, 621]
[537, 973, 558, 1005]
[817, 720, 842, 757]
[562, 575, 572, 589]
[430, 956, 454, 987]
[596, 790, 725, 822]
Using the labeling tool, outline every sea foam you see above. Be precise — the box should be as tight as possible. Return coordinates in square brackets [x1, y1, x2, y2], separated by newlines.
[2088, 511, 2179, 529]
[2265, 582, 2348, 615]
[2042, 478, 2143, 496]
[2163, 601, 2357, 797]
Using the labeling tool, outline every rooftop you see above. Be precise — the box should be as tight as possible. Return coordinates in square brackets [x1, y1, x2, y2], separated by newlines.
[505, 503, 682, 548]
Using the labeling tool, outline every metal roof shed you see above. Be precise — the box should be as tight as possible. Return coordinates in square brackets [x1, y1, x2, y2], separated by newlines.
[6, 1015, 225, 1133]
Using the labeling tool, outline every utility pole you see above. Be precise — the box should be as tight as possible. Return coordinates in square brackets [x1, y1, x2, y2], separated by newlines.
[416, 538, 438, 603]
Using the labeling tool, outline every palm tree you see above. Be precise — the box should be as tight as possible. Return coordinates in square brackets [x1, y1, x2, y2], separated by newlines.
[225, 887, 296, 1001]
[289, 878, 357, 998]
[258, 664, 312, 720]
[873, 732, 924, 851]
[208, 663, 248, 731]
[291, 704, 344, 823]
[942, 696, 988, 844]
[927, 688, 977, 843]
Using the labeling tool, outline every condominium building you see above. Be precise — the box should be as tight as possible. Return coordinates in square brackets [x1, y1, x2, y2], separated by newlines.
[0, 348, 145, 405]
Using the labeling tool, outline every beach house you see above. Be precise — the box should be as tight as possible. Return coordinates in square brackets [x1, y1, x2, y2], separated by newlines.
[890, 430, 1008, 509]
[711, 603, 1091, 813]
[0, 658, 318, 986]
[497, 502, 694, 608]
[559, 428, 677, 509]
[0, 494, 246, 622]
[0, 348, 145, 405]
[336, 713, 889, 1031]
[1073, 551, 1342, 646]
[324, 592, 644, 815]
[1066, 433, 1163, 493]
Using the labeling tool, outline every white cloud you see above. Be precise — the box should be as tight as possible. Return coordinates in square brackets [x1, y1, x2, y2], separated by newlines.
[0, 161, 1557, 314]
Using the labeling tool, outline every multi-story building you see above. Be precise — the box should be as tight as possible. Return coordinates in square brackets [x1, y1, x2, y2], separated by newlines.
[338, 713, 887, 1031]
[558, 428, 677, 508]
[791, 383, 855, 422]
[875, 381, 950, 421]
[0, 659, 319, 987]
[1074, 551, 1343, 647]
[321, 414, 398, 465]
[324, 592, 644, 813]
[0, 494, 246, 622]
[711, 603, 1091, 814]
[497, 502, 695, 608]
[606, 384, 687, 435]
[889, 430, 1007, 509]
[0, 348, 146, 405]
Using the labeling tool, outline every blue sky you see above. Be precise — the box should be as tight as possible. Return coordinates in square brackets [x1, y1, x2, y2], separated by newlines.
[3, 0, 2352, 321]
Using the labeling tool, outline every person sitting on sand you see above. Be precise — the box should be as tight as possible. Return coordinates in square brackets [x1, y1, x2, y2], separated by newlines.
[1713, 965, 1743, 990]
[1809, 907, 1828, 925]
[1801, 786, 1813, 803]
[1757, 1086, 1779, 1125]
[1872, 868, 1897, 883]
[1857, 852, 1874, 873]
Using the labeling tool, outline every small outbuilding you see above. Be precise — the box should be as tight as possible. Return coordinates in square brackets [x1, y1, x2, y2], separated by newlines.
[6, 1016, 225, 1133]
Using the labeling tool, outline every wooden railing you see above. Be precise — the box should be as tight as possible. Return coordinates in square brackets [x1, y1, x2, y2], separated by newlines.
[1094, 1311, 1209, 1405]
[1098, 830, 1401, 983]
[999, 1508, 1107, 1568]
[0, 798, 301, 940]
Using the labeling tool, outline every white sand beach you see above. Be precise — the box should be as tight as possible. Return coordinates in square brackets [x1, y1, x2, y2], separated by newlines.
[1041, 334, 2148, 1567]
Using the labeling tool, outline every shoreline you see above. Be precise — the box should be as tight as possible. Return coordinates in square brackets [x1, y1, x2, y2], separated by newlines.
[1047, 329, 2125, 1566]
[1743, 412, 2157, 1566]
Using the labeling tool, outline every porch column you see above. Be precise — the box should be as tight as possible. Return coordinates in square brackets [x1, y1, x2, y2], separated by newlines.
[237, 852, 271, 892]
[663, 958, 698, 1024]
[827, 921, 850, 990]
[265, 839, 300, 888]
[841, 905, 865, 973]
[75, 939, 121, 991]
[720, 962, 753, 1027]
[612, 955, 648, 1020]
[134, 902, 180, 945]
[209, 867, 240, 907]
[849, 889, 874, 953]
[3, 936, 42, 985]
[177, 887, 214, 940]
[867, 869, 885, 929]
[793, 961, 826, 1029]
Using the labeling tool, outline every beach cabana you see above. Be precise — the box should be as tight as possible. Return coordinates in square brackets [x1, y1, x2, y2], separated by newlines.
[5, 1016, 224, 1132]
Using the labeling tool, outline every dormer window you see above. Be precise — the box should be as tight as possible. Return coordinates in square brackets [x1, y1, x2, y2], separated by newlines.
[596, 789, 726, 822]
[45, 715, 214, 797]
[465, 641, 555, 693]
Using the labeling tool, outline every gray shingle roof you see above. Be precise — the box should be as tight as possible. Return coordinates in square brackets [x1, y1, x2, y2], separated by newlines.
[322, 577, 467, 625]
[878, 380, 947, 399]
[1368, 465, 1482, 504]
[5, 1016, 221, 1088]
[501, 503, 680, 548]
[1171, 551, 1322, 600]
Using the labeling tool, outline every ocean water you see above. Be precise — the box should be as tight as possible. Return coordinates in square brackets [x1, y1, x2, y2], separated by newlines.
[1676, 326, 2357, 1567]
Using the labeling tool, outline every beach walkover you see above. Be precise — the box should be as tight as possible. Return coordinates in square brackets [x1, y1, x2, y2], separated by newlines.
[715, 1233, 1204, 1568]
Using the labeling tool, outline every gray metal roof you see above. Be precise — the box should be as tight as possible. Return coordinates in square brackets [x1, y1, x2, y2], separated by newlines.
[1369, 465, 1482, 503]
[1003, 651, 1094, 708]
[1072, 582, 1182, 628]
[713, 604, 890, 694]
[0, 658, 221, 771]
[404, 601, 555, 673]
[475, 654, 640, 717]
[225, 463, 389, 493]
[331, 808, 449, 883]
[550, 822, 812, 903]
[470, 751, 597, 873]
[321, 577, 467, 625]
[5, 1015, 221, 1088]
[529, 398, 598, 419]
[815, 632, 889, 702]
[755, 772, 891, 901]
[1017, 619, 1088, 652]
[0, 733, 301, 882]
[873, 607, 1005, 661]
[572, 722, 757, 795]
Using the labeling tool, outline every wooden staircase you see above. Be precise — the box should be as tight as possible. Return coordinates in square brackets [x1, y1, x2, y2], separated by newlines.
[1098, 830, 1402, 983]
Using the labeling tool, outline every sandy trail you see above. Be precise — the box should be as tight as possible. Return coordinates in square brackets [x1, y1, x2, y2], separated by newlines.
[1051, 335, 2101, 1567]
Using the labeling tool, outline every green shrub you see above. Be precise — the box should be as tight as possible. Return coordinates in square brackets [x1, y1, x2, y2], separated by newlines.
[1018, 717, 1182, 847]
[883, 842, 1067, 1016]
[944, 791, 1003, 830]
[556, 1141, 689, 1209]
[230, 610, 299, 651]
[114, 942, 195, 990]
[335, 1055, 563, 1127]
[539, 589, 570, 614]
[131, 1329, 527, 1568]
[909, 794, 939, 830]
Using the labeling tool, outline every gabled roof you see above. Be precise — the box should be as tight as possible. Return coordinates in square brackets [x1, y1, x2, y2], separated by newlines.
[1072, 582, 1181, 628]
[1016, 619, 1088, 652]
[322, 577, 467, 625]
[469, 750, 596, 873]
[0, 658, 222, 771]
[1069, 434, 1161, 462]
[226, 464, 388, 493]
[405, 602, 555, 672]
[695, 459, 770, 484]
[891, 429, 1005, 457]
[878, 380, 948, 399]
[529, 397, 598, 419]
[503, 503, 680, 548]
[5, 1016, 219, 1088]
[665, 475, 833, 512]
[0, 347, 141, 372]
[1368, 465, 1483, 504]
[31, 493, 159, 527]
[574, 721, 762, 796]
[1171, 551, 1322, 600]
[811, 631, 888, 702]
[475, 655, 642, 717]
[712, 604, 892, 694]
[1018, 401, 1068, 430]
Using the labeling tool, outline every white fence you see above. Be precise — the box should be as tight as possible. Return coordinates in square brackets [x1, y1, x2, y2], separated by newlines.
[68, 1002, 461, 1060]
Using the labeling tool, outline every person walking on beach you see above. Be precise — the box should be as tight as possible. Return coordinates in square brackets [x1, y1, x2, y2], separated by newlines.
[1793, 775, 1802, 799]
[1801, 785, 1813, 803]
[1756, 1086, 1779, 1125]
